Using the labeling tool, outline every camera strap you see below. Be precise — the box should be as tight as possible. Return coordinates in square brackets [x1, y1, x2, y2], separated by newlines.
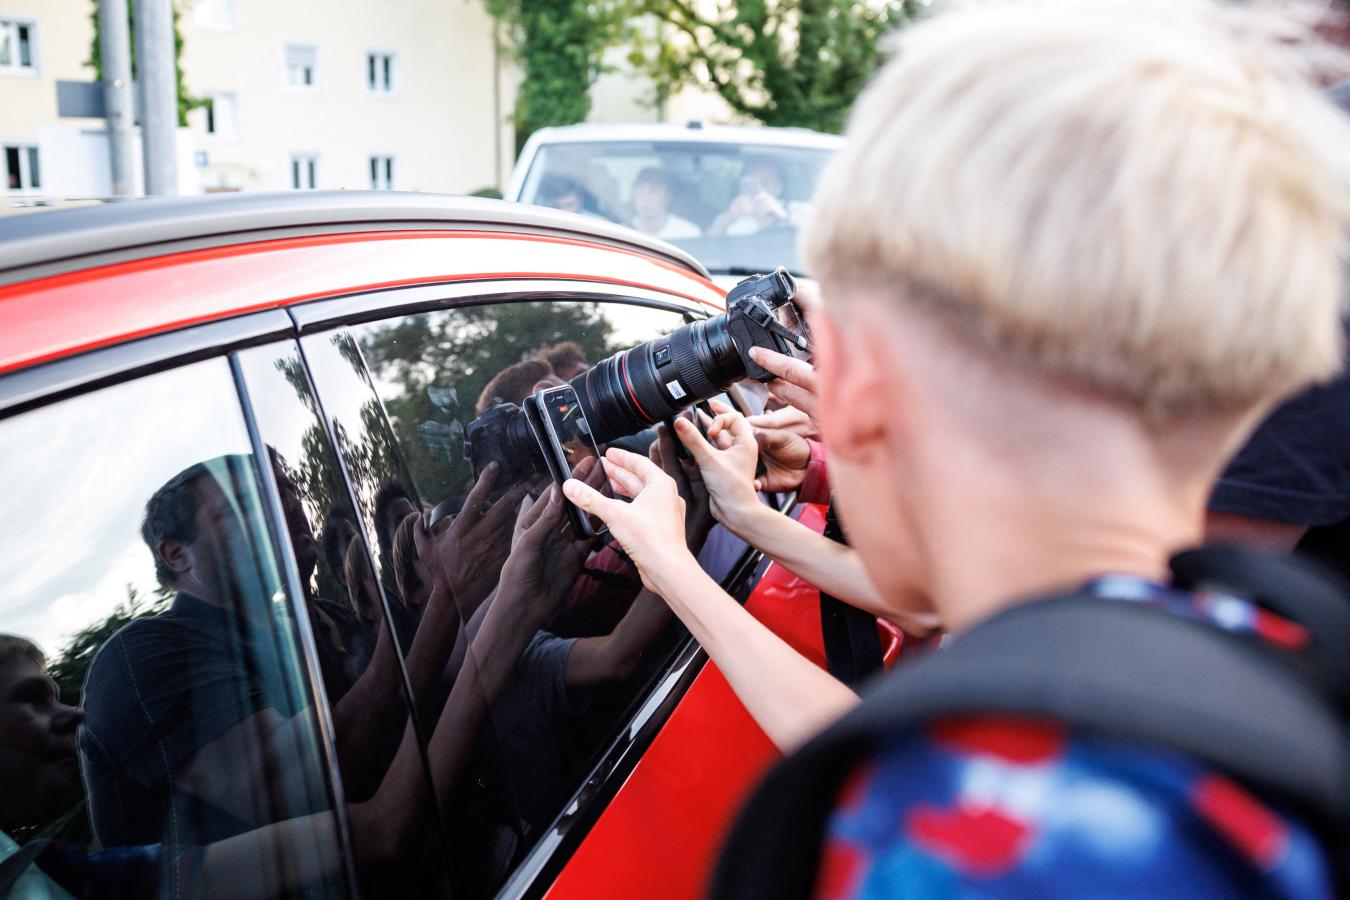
[818, 501, 884, 688]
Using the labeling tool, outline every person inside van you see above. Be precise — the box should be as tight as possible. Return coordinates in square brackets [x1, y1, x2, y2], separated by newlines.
[630, 167, 701, 240]
[564, 0, 1350, 894]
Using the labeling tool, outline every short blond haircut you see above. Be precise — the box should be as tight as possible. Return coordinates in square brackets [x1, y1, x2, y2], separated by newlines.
[804, 0, 1350, 423]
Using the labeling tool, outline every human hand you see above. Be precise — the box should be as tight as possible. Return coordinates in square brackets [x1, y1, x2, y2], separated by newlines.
[746, 405, 819, 441]
[752, 189, 787, 223]
[650, 420, 715, 552]
[497, 486, 591, 628]
[416, 462, 527, 613]
[672, 403, 762, 530]
[750, 426, 812, 493]
[748, 347, 820, 424]
[562, 449, 698, 596]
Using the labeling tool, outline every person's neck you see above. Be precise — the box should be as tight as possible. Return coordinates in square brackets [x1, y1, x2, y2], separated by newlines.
[911, 417, 1211, 635]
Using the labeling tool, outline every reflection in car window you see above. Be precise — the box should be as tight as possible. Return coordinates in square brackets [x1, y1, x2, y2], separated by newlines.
[345, 297, 754, 895]
[0, 360, 347, 899]
[518, 142, 833, 276]
[237, 341, 456, 898]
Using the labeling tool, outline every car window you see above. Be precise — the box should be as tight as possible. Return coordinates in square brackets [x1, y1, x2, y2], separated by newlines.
[517, 141, 833, 277]
[318, 296, 759, 895]
[235, 340, 454, 898]
[0, 359, 348, 900]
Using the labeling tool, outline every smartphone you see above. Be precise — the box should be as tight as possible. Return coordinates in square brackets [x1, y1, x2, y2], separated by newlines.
[531, 384, 609, 538]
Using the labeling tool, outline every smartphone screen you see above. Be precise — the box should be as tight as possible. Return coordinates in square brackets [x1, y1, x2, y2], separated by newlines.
[536, 385, 609, 537]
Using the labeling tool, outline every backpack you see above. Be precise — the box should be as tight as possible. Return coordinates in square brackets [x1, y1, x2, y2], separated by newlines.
[711, 545, 1350, 898]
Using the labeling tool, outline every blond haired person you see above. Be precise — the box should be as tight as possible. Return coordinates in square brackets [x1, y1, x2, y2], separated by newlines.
[564, 0, 1350, 895]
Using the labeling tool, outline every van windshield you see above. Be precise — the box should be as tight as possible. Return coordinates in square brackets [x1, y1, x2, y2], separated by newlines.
[517, 140, 834, 277]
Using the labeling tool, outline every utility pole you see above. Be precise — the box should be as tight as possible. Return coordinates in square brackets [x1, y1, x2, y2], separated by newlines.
[134, 0, 178, 195]
[98, 0, 136, 196]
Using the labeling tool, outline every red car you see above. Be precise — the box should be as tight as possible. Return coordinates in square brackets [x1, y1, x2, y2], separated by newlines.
[0, 192, 878, 900]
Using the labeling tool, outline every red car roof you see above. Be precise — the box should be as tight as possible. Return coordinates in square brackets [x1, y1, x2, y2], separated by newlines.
[0, 194, 725, 376]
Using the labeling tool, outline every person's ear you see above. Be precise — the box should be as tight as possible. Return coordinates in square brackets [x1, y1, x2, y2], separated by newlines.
[812, 296, 888, 463]
[157, 539, 191, 578]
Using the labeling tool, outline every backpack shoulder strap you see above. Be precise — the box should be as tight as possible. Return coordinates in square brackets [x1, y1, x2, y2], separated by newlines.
[712, 593, 1350, 900]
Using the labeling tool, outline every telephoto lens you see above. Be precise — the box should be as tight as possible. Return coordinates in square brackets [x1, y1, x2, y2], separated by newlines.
[571, 267, 803, 443]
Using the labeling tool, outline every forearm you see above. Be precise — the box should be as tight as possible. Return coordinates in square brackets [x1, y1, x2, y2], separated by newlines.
[403, 583, 463, 724]
[650, 559, 858, 753]
[728, 505, 883, 613]
[198, 812, 343, 900]
[567, 589, 673, 687]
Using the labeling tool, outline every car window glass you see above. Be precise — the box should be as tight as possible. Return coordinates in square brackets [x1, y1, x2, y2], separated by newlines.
[518, 142, 832, 276]
[0, 359, 347, 900]
[342, 297, 759, 895]
[236, 341, 454, 898]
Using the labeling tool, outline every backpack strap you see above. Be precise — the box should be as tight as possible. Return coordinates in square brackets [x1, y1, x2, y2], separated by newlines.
[819, 504, 883, 687]
[712, 588, 1350, 900]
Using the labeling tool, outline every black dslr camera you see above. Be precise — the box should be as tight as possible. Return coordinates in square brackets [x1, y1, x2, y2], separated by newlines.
[464, 266, 810, 473]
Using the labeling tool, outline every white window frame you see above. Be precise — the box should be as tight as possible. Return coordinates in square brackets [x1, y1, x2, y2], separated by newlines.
[193, 90, 239, 141]
[283, 42, 318, 91]
[0, 16, 39, 77]
[365, 49, 396, 95]
[3, 143, 41, 193]
[191, 0, 236, 31]
[368, 153, 396, 191]
[289, 152, 319, 190]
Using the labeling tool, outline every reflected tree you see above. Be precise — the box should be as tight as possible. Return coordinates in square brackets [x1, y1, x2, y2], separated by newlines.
[360, 302, 617, 502]
[48, 583, 170, 707]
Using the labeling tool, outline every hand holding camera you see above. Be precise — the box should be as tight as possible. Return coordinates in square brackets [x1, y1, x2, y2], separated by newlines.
[650, 420, 715, 552]
[563, 449, 695, 597]
[670, 404, 764, 532]
[415, 461, 526, 614]
[496, 485, 591, 628]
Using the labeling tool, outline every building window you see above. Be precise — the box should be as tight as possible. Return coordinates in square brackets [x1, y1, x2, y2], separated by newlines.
[0, 18, 36, 74]
[194, 91, 238, 140]
[290, 153, 318, 190]
[3, 144, 40, 192]
[366, 51, 395, 94]
[192, 0, 236, 30]
[369, 155, 394, 191]
[285, 43, 317, 88]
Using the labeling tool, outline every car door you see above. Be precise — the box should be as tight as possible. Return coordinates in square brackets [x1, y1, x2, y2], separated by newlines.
[290, 279, 807, 898]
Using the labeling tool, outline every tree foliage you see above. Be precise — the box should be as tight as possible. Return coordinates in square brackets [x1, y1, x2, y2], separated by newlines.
[48, 583, 171, 706]
[88, 0, 204, 127]
[631, 0, 920, 133]
[361, 302, 615, 503]
[486, 0, 630, 155]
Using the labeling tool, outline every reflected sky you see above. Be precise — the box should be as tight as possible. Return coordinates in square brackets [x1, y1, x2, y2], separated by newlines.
[0, 360, 252, 653]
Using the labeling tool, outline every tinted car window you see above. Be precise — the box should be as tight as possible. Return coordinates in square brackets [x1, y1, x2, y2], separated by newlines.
[0, 360, 347, 899]
[236, 341, 453, 898]
[341, 296, 756, 895]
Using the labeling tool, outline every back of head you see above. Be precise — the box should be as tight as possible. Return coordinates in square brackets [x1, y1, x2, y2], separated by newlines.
[804, 0, 1350, 425]
[0, 633, 43, 671]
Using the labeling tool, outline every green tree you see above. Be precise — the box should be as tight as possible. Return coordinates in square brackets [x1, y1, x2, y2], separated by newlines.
[48, 583, 171, 706]
[361, 302, 616, 502]
[486, 0, 629, 155]
[87, 0, 204, 127]
[632, 0, 920, 133]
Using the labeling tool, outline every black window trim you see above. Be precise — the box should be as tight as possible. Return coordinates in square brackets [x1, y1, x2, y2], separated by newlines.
[231, 350, 363, 900]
